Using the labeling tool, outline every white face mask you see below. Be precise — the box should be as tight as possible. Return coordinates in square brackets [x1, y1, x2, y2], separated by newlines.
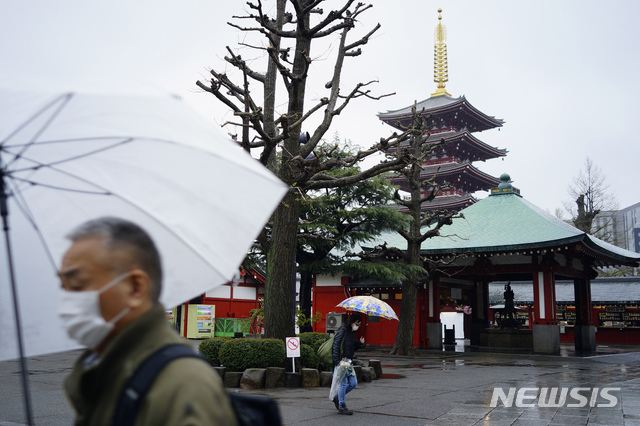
[352, 324, 360, 331]
[58, 272, 131, 349]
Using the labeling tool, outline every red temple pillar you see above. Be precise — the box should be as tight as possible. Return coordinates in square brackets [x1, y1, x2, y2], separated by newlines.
[532, 265, 560, 353]
[533, 270, 557, 325]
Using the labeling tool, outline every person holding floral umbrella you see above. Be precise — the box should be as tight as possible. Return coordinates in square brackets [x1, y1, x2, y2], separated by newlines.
[331, 313, 365, 415]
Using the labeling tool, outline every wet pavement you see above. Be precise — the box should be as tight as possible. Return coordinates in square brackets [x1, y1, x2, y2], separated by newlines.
[2, 342, 640, 425]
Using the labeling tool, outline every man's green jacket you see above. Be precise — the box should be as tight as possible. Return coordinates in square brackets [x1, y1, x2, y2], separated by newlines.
[65, 304, 237, 426]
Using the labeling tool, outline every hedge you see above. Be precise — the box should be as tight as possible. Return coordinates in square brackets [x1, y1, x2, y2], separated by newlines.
[198, 337, 231, 366]
[218, 338, 286, 372]
[297, 332, 331, 353]
[298, 343, 319, 369]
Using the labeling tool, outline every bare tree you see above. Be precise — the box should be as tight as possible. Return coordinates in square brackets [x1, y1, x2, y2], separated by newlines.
[564, 157, 618, 236]
[196, 1, 413, 340]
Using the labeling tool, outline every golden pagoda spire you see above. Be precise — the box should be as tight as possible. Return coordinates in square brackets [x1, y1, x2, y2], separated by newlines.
[431, 8, 451, 97]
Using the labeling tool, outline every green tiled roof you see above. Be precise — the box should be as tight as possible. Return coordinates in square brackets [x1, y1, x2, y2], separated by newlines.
[424, 193, 584, 252]
[374, 181, 640, 265]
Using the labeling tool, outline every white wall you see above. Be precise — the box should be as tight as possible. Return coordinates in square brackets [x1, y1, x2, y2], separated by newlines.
[205, 285, 231, 298]
[315, 274, 342, 287]
[232, 286, 257, 300]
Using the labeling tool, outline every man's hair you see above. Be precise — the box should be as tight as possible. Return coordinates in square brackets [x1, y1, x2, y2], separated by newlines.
[66, 217, 163, 302]
[347, 313, 363, 325]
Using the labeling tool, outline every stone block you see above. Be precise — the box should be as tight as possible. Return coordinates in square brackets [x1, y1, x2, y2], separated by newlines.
[224, 371, 242, 388]
[361, 367, 374, 382]
[368, 359, 382, 379]
[301, 368, 320, 387]
[427, 322, 443, 349]
[213, 366, 226, 379]
[240, 368, 266, 390]
[265, 367, 285, 389]
[479, 328, 533, 349]
[285, 372, 300, 388]
[353, 365, 362, 383]
[533, 324, 560, 354]
[320, 371, 333, 387]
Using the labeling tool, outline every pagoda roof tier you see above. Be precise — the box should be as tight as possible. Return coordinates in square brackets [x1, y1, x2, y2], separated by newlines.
[378, 95, 504, 133]
[394, 194, 477, 213]
[420, 194, 476, 211]
[387, 161, 501, 193]
[396, 130, 507, 162]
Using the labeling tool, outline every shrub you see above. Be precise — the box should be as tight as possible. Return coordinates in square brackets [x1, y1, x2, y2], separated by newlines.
[218, 338, 286, 372]
[298, 332, 331, 353]
[198, 337, 231, 366]
[253, 339, 286, 369]
[297, 344, 319, 369]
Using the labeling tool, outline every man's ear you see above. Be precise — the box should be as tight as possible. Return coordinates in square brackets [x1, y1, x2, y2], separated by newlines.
[127, 269, 151, 308]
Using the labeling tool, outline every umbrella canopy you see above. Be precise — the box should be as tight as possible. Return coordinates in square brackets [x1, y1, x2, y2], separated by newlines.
[337, 295, 398, 320]
[0, 89, 288, 361]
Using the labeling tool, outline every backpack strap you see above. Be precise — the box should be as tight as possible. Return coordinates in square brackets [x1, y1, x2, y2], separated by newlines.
[112, 344, 203, 426]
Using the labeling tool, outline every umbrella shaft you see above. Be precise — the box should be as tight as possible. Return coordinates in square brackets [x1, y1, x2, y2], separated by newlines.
[0, 170, 8, 221]
[1, 177, 35, 426]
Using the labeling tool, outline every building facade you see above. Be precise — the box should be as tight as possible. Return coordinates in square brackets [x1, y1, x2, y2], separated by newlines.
[489, 278, 640, 345]
[599, 202, 640, 253]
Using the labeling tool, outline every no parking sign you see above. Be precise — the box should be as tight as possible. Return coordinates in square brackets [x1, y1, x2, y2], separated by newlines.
[286, 337, 300, 358]
[286, 337, 300, 372]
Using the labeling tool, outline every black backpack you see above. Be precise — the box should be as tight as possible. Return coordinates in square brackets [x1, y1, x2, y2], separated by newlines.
[112, 344, 282, 426]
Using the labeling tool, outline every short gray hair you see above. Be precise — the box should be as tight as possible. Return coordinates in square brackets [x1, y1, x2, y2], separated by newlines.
[66, 217, 163, 302]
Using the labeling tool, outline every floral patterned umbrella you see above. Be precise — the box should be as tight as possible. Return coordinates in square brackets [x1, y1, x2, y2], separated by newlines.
[337, 295, 398, 320]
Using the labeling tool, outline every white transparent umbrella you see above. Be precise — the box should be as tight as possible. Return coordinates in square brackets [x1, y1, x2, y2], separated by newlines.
[0, 89, 287, 423]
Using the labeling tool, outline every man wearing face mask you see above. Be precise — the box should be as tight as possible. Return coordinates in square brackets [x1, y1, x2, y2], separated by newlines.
[331, 313, 365, 415]
[58, 217, 237, 426]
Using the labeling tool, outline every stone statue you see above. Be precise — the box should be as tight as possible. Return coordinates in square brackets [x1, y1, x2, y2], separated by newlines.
[499, 283, 520, 329]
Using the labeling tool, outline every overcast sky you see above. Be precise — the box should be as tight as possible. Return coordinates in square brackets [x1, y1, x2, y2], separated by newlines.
[2, 0, 638, 215]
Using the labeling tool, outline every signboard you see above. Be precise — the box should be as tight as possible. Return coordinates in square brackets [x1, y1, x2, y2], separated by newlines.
[451, 287, 462, 300]
[598, 308, 640, 328]
[286, 337, 300, 358]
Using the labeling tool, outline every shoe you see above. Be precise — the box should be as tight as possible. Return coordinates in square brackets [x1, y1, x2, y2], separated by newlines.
[333, 396, 339, 410]
[338, 403, 353, 415]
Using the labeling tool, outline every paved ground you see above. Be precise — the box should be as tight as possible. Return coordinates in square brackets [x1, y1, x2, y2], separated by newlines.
[2, 342, 640, 425]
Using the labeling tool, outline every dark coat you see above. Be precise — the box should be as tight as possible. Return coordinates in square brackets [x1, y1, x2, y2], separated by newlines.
[332, 323, 364, 365]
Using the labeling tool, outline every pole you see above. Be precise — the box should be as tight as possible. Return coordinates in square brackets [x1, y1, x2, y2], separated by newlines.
[1, 171, 34, 426]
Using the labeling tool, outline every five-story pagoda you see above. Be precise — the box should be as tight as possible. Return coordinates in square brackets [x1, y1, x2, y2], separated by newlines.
[378, 9, 506, 211]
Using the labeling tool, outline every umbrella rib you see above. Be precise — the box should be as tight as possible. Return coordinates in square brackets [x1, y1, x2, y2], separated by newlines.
[10, 176, 111, 195]
[3, 136, 134, 149]
[6, 163, 217, 278]
[7, 137, 133, 174]
[11, 164, 227, 280]
[5, 179, 59, 272]
[3, 93, 73, 169]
